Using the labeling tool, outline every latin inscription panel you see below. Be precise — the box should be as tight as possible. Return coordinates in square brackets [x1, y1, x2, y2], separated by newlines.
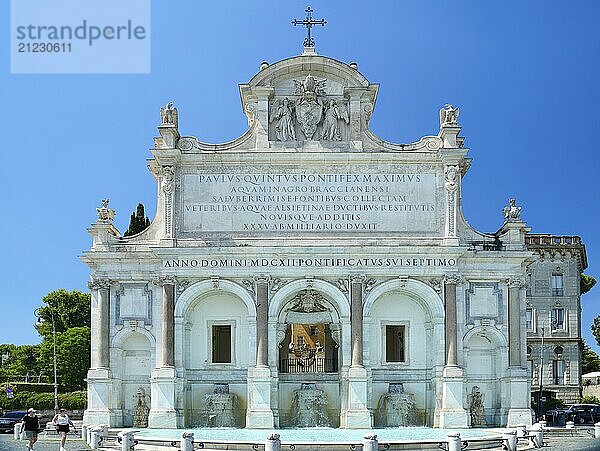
[180, 170, 441, 234]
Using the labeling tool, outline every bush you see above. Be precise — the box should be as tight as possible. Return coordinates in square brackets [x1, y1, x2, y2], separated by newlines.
[0, 390, 86, 411]
[580, 395, 600, 405]
[11, 383, 55, 393]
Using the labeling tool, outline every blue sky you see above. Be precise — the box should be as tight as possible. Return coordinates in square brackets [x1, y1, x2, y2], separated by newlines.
[1, 1, 599, 353]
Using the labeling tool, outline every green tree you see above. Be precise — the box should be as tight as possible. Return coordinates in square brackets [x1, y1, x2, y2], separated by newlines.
[582, 342, 600, 374]
[35, 289, 90, 339]
[581, 273, 597, 295]
[38, 327, 90, 391]
[0, 344, 41, 383]
[124, 203, 151, 237]
[593, 317, 600, 348]
[580, 395, 600, 404]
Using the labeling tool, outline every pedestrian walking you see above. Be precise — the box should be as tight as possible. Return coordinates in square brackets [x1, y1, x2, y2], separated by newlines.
[52, 408, 76, 451]
[19, 408, 40, 450]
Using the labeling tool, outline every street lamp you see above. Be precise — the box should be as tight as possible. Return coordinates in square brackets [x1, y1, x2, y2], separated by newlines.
[34, 307, 59, 414]
[537, 327, 545, 420]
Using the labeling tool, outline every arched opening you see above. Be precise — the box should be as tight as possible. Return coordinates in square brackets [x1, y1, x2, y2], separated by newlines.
[279, 323, 338, 373]
[277, 290, 340, 374]
[274, 288, 343, 428]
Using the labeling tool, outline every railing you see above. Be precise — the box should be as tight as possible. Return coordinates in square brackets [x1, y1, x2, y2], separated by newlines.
[467, 240, 505, 251]
[279, 357, 338, 373]
[526, 234, 582, 246]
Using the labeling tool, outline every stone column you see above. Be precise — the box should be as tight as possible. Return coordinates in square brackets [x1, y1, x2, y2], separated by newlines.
[438, 274, 468, 428]
[98, 284, 110, 368]
[161, 282, 175, 367]
[506, 276, 533, 426]
[255, 276, 269, 367]
[350, 276, 364, 367]
[83, 279, 115, 426]
[246, 277, 274, 428]
[88, 279, 111, 368]
[443, 276, 459, 366]
[342, 275, 372, 428]
[508, 277, 525, 367]
[148, 276, 179, 428]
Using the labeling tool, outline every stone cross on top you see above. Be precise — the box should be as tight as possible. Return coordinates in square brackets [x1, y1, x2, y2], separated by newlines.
[292, 7, 326, 48]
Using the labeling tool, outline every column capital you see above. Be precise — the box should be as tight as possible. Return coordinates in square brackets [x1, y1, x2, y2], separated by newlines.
[508, 276, 527, 289]
[443, 273, 464, 285]
[153, 275, 176, 287]
[88, 278, 111, 290]
[350, 274, 366, 284]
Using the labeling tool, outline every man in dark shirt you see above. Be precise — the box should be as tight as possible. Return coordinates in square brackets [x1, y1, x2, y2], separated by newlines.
[19, 408, 40, 450]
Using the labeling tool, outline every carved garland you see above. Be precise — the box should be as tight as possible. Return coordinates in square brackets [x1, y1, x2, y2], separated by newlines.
[444, 164, 459, 237]
[161, 166, 175, 238]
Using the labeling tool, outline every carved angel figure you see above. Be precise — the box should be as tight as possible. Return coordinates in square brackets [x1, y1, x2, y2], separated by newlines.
[503, 198, 522, 222]
[439, 103, 459, 127]
[160, 102, 178, 127]
[322, 100, 349, 140]
[270, 98, 296, 141]
[467, 386, 486, 426]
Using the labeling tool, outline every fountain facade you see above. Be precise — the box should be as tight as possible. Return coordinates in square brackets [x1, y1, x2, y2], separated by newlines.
[289, 383, 331, 427]
[375, 383, 417, 427]
[200, 383, 242, 427]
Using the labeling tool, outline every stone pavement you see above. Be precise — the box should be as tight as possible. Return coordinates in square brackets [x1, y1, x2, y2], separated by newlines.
[0, 435, 88, 451]
[2, 434, 600, 451]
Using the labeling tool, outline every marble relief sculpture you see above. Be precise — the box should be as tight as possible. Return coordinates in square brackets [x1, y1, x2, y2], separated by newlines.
[467, 386, 486, 427]
[439, 103, 459, 127]
[271, 98, 297, 141]
[294, 74, 326, 139]
[322, 100, 349, 141]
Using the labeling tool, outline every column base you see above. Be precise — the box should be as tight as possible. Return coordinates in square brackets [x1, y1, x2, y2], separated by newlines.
[507, 408, 533, 427]
[437, 365, 468, 428]
[340, 366, 372, 429]
[148, 367, 181, 428]
[84, 368, 120, 427]
[506, 368, 533, 426]
[246, 366, 275, 429]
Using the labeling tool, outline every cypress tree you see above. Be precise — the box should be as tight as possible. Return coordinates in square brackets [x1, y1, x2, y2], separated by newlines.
[124, 203, 151, 236]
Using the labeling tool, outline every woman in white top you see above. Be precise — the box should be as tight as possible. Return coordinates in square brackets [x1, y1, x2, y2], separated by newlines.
[52, 408, 75, 451]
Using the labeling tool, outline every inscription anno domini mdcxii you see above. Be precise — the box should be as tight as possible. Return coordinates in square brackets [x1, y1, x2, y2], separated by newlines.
[181, 170, 438, 233]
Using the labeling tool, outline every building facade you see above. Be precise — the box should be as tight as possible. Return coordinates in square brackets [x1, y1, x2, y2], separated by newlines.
[83, 48, 548, 429]
[525, 235, 588, 406]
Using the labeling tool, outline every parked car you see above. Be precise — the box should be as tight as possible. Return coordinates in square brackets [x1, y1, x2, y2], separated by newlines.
[0, 410, 27, 433]
[546, 404, 600, 426]
[564, 404, 600, 424]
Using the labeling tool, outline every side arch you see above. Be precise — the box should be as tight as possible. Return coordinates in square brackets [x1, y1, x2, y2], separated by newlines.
[175, 279, 257, 318]
[363, 278, 444, 319]
[463, 326, 508, 348]
[112, 327, 156, 349]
